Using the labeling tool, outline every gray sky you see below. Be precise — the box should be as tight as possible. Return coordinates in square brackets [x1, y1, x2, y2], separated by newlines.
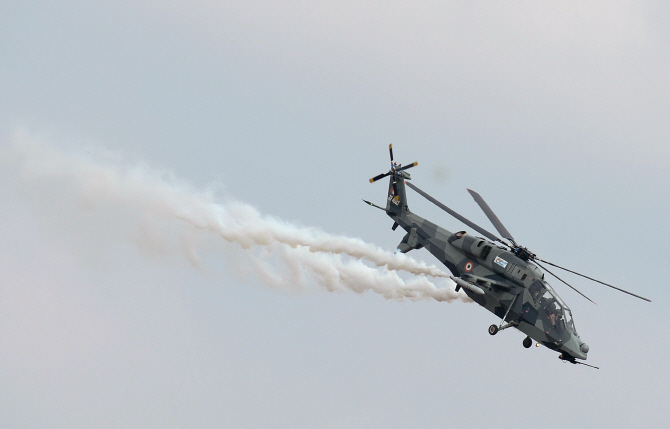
[1, 1, 669, 427]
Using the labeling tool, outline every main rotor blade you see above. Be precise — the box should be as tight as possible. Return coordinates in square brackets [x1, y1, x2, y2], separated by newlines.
[389, 144, 394, 162]
[537, 258, 652, 302]
[467, 189, 516, 242]
[398, 162, 418, 171]
[405, 182, 503, 243]
[370, 172, 390, 183]
[534, 261, 597, 305]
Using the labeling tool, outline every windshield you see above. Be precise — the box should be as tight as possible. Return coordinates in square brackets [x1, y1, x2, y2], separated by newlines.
[537, 281, 577, 334]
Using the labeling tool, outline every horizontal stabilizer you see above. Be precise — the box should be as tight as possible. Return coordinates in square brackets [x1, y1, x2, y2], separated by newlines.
[362, 199, 386, 211]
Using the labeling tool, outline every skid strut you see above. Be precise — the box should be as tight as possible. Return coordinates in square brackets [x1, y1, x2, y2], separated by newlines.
[498, 321, 519, 331]
[488, 294, 519, 335]
[498, 293, 518, 329]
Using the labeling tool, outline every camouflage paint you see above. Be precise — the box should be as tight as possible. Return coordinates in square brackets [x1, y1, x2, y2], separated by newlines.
[384, 174, 589, 361]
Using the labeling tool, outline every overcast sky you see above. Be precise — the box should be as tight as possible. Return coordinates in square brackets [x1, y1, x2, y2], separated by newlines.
[2, 1, 669, 428]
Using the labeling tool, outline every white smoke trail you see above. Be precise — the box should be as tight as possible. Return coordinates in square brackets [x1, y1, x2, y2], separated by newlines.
[4, 133, 469, 303]
[176, 200, 451, 278]
[243, 244, 463, 302]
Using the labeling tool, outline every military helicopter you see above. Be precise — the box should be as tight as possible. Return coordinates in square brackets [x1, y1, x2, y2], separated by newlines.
[365, 145, 651, 368]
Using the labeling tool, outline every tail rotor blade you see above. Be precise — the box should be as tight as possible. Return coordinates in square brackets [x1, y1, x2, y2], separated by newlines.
[389, 144, 394, 162]
[398, 162, 418, 171]
[537, 258, 652, 302]
[370, 172, 390, 183]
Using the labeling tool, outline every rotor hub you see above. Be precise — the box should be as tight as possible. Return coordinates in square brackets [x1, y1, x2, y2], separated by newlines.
[512, 246, 536, 261]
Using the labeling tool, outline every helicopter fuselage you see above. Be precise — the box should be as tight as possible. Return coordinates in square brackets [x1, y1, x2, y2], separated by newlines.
[390, 207, 589, 361]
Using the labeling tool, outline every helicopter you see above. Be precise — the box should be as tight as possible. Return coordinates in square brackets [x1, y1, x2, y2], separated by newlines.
[365, 145, 651, 368]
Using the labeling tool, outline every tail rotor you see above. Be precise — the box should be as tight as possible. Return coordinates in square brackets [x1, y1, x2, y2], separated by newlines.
[369, 144, 418, 213]
[369, 144, 418, 184]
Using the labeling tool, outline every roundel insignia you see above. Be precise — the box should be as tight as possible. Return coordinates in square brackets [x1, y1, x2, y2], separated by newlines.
[464, 261, 474, 272]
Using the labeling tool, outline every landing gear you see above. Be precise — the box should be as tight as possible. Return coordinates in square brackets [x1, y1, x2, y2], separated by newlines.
[488, 293, 519, 337]
[523, 336, 532, 348]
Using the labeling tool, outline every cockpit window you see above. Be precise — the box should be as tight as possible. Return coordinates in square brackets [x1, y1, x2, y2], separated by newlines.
[538, 281, 577, 334]
[544, 297, 562, 328]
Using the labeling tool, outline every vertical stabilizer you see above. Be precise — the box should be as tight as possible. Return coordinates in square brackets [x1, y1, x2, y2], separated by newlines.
[386, 174, 409, 214]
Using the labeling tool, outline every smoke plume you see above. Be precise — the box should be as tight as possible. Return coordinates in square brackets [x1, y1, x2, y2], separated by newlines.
[3, 133, 468, 303]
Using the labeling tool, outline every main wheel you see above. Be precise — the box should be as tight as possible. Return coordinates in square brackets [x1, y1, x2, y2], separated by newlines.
[523, 336, 532, 348]
[488, 324, 499, 335]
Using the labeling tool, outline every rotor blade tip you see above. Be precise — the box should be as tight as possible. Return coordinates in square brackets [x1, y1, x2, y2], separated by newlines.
[369, 178, 374, 183]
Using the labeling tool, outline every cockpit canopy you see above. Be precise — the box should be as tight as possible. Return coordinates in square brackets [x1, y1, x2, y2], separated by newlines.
[528, 279, 577, 334]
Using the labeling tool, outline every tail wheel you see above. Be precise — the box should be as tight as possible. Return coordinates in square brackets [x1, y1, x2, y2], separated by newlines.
[488, 324, 499, 335]
[523, 336, 532, 348]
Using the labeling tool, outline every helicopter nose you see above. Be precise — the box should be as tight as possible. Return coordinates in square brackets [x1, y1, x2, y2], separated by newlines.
[580, 343, 589, 354]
